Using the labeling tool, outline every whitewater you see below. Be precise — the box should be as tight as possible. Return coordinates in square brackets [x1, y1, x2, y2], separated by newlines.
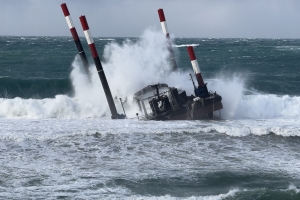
[0, 30, 300, 199]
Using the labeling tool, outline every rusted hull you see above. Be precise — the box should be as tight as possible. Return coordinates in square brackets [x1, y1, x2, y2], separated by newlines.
[150, 101, 223, 121]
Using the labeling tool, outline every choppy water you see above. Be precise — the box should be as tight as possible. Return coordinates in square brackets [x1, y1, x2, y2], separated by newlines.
[0, 32, 300, 199]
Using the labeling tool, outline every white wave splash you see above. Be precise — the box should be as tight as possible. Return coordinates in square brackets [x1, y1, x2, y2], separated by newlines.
[207, 75, 300, 120]
[0, 29, 174, 119]
[284, 185, 300, 194]
[0, 29, 299, 120]
[0, 95, 106, 119]
[211, 118, 300, 137]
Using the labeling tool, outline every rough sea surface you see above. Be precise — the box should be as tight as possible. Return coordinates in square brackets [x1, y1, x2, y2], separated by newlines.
[0, 32, 300, 199]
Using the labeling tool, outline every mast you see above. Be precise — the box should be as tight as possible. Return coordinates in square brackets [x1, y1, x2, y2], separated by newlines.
[157, 9, 178, 71]
[187, 46, 209, 97]
[61, 3, 91, 82]
[187, 46, 205, 87]
[79, 15, 124, 119]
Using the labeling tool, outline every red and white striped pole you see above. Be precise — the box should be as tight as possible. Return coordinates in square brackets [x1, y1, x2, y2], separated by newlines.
[158, 8, 178, 71]
[61, 3, 91, 81]
[79, 15, 120, 119]
[187, 46, 205, 87]
[158, 8, 170, 39]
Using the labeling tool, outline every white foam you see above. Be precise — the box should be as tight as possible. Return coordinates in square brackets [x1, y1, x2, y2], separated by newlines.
[0, 29, 300, 121]
[98, 38, 115, 41]
[124, 189, 239, 200]
[207, 75, 245, 119]
[207, 75, 300, 120]
[0, 29, 172, 119]
[0, 94, 106, 119]
[285, 185, 300, 194]
[173, 44, 199, 48]
[211, 118, 300, 137]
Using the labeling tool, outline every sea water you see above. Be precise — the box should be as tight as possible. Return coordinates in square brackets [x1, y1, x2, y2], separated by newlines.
[0, 30, 300, 199]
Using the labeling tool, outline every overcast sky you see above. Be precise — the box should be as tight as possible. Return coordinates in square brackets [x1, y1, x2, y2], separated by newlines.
[1, 0, 300, 38]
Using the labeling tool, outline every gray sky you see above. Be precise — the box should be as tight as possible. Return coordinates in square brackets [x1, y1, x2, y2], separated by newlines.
[1, 0, 300, 38]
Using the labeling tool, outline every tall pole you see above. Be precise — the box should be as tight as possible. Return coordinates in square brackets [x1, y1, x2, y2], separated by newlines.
[187, 46, 205, 87]
[79, 15, 120, 119]
[157, 8, 178, 72]
[61, 3, 91, 82]
[187, 46, 209, 98]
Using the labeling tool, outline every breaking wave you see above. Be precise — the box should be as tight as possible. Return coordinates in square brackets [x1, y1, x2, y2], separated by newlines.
[0, 29, 299, 121]
[208, 76, 300, 120]
[127, 189, 240, 200]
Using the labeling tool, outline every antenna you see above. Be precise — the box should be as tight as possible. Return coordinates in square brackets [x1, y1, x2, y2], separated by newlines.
[189, 73, 197, 90]
[119, 98, 127, 117]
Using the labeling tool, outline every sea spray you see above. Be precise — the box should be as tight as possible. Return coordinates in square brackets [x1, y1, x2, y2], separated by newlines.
[71, 29, 174, 117]
[2, 36, 300, 199]
[102, 29, 171, 98]
[207, 74, 246, 119]
[70, 55, 109, 116]
[1, 33, 300, 119]
[207, 73, 300, 119]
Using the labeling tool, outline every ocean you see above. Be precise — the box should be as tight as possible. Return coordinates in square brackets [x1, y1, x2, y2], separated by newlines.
[0, 31, 300, 199]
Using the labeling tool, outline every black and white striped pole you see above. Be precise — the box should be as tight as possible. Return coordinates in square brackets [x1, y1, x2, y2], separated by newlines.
[61, 3, 91, 82]
[79, 15, 125, 119]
